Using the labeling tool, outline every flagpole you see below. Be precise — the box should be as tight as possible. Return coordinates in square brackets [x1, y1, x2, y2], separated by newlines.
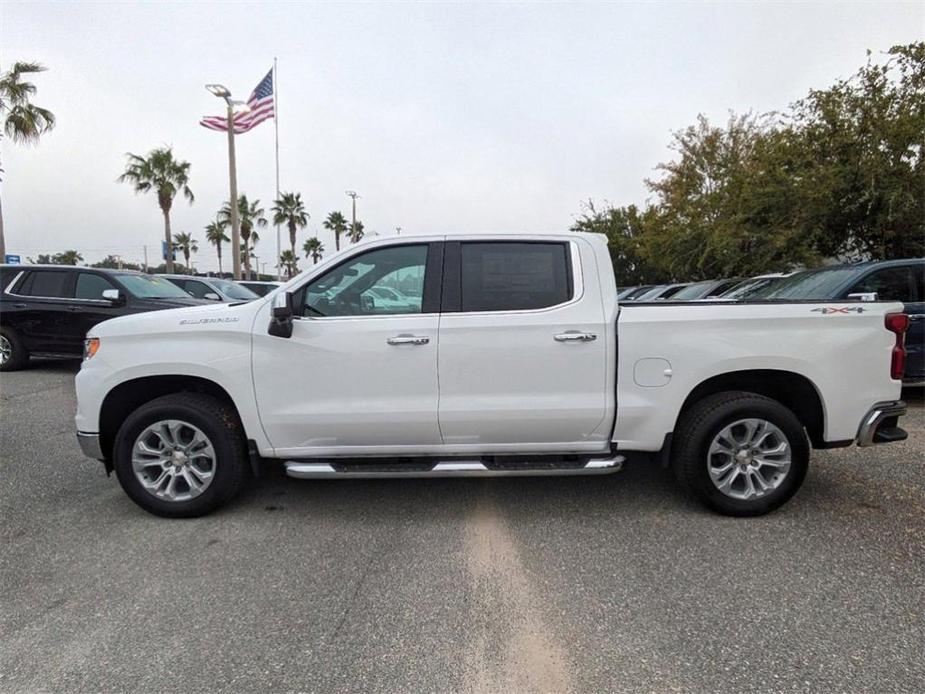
[274, 56, 282, 281]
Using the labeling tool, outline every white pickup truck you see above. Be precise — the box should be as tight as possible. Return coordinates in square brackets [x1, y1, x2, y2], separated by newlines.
[75, 233, 910, 518]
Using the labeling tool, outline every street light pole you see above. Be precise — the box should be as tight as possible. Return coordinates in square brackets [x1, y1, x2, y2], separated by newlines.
[207, 84, 245, 280]
[225, 102, 242, 280]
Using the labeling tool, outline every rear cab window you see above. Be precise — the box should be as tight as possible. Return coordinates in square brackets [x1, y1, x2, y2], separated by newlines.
[452, 242, 573, 312]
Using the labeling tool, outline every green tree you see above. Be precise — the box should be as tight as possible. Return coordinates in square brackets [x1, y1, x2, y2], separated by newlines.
[279, 249, 299, 279]
[118, 147, 193, 274]
[172, 232, 198, 272]
[28, 253, 53, 264]
[303, 237, 324, 264]
[644, 113, 818, 280]
[323, 211, 348, 251]
[570, 201, 669, 285]
[778, 42, 925, 260]
[91, 255, 141, 271]
[53, 250, 83, 265]
[219, 195, 266, 279]
[271, 192, 309, 258]
[0, 61, 56, 262]
[205, 221, 229, 276]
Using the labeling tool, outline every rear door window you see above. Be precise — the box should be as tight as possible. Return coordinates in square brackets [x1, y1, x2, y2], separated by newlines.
[847, 267, 915, 302]
[18, 270, 72, 298]
[457, 242, 572, 312]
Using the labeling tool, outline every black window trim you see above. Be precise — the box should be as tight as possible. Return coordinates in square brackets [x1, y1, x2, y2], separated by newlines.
[440, 239, 580, 315]
[289, 240, 445, 320]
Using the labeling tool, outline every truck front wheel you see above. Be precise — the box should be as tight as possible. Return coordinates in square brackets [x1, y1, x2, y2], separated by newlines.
[672, 391, 809, 517]
[112, 393, 250, 518]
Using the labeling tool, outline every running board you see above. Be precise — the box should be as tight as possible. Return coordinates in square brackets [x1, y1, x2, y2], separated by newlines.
[284, 455, 624, 479]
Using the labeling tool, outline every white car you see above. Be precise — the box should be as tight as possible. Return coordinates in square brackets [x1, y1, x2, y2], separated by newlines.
[76, 233, 909, 518]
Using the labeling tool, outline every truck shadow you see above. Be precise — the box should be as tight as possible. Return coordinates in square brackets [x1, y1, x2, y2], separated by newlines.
[228, 459, 698, 521]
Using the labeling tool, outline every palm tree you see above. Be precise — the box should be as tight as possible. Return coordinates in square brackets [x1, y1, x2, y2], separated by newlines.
[303, 237, 324, 264]
[0, 61, 56, 261]
[323, 211, 348, 252]
[118, 147, 193, 274]
[172, 232, 198, 272]
[350, 220, 365, 244]
[279, 249, 299, 279]
[219, 195, 266, 279]
[204, 221, 229, 277]
[271, 192, 309, 258]
[239, 243, 256, 275]
[54, 250, 83, 265]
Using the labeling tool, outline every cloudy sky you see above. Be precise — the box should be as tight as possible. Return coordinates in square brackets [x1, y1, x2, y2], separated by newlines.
[2, 1, 922, 273]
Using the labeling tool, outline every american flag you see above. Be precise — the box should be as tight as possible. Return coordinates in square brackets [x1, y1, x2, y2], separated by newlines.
[200, 69, 274, 134]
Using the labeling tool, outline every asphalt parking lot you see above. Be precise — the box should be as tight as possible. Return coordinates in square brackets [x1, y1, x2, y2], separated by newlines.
[1, 361, 923, 693]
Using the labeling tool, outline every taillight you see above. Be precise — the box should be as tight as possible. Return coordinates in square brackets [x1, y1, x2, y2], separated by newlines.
[884, 313, 909, 380]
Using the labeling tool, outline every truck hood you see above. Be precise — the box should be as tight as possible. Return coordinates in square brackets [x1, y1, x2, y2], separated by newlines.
[90, 299, 264, 338]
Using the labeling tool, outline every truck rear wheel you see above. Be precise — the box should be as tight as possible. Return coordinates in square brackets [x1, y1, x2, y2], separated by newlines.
[672, 391, 809, 516]
[112, 393, 250, 518]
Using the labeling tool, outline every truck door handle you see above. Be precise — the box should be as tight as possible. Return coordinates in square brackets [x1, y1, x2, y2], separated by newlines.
[67, 306, 83, 312]
[908, 314, 924, 322]
[554, 331, 597, 342]
[387, 335, 430, 346]
[13, 303, 27, 309]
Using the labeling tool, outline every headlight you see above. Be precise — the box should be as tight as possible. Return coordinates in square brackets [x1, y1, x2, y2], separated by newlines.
[84, 337, 100, 360]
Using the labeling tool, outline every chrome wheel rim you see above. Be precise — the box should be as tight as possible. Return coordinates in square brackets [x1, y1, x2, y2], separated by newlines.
[0, 335, 11, 365]
[707, 418, 791, 501]
[132, 420, 216, 502]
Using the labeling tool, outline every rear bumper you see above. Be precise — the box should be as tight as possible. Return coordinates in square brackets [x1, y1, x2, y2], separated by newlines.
[856, 401, 907, 447]
[77, 431, 104, 460]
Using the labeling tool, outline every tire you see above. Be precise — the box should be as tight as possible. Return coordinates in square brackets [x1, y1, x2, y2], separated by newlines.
[672, 391, 809, 517]
[112, 393, 250, 518]
[0, 327, 29, 371]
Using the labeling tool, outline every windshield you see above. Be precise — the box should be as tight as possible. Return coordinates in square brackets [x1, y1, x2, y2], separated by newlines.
[722, 277, 783, 299]
[670, 281, 714, 300]
[116, 274, 191, 299]
[210, 278, 259, 300]
[750, 267, 858, 300]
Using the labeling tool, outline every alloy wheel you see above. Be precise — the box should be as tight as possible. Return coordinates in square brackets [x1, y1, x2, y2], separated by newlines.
[707, 418, 791, 500]
[132, 419, 217, 502]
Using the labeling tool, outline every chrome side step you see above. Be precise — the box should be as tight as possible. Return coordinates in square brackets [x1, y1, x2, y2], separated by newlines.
[284, 455, 624, 479]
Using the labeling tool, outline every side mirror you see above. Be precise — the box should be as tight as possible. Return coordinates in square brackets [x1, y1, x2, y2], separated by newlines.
[268, 291, 294, 338]
[102, 289, 125, 306]
[204, 292, 222, 301]
[847, 292, 878, 302]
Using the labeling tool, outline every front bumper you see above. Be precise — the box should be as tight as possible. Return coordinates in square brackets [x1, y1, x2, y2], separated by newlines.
[77, 432, 104, 460]
[856, 401, 908, 447]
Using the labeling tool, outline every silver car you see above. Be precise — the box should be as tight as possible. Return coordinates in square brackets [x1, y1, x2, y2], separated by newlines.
[160, 275, 260, 302]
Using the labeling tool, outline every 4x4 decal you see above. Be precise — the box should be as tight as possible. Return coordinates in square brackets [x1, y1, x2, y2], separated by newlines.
[811, 307, 865, 315]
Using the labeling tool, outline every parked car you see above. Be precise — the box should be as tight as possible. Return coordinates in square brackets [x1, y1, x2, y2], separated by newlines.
[750, 259, 924, 384]
[160, 275, 259, 302]
[75, 233, 908, 518]
[663, 278, 743, 301]
[716, 273, 793, 300]
[619, 285, 657, 301]
[634, 283, 691, 301]
[238, 280, 283, 297]
[0, 265, 207, 371]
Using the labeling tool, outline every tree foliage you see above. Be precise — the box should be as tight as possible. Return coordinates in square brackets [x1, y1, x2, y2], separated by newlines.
[575, 42, 924, 283]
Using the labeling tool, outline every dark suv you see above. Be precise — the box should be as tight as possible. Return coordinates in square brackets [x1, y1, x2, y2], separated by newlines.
[0, 265, 207, 371]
